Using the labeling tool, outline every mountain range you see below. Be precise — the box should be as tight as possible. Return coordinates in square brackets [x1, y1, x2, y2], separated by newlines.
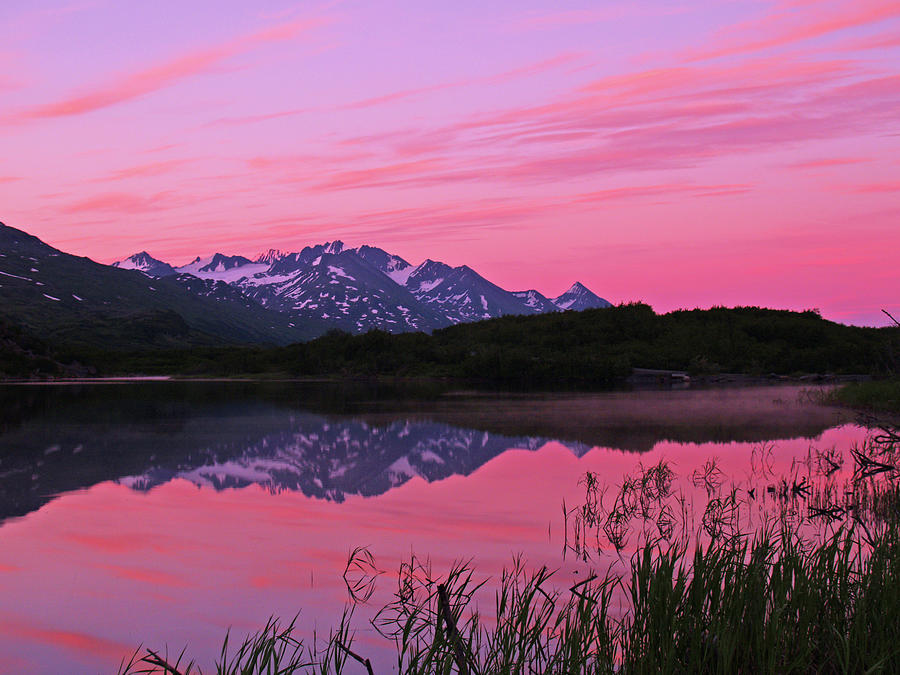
[113, 240, 611, 334]
[0, 221, 610, 365]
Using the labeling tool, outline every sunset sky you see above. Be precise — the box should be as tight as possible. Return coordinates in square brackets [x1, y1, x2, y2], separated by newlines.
[0, 0, 898, 325]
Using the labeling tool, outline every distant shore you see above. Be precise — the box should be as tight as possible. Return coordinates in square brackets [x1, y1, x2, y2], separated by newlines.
[0, 370, 874, 388]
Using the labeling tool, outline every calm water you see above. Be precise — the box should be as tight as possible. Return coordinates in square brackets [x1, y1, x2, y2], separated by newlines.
[0, 382, 868, 673]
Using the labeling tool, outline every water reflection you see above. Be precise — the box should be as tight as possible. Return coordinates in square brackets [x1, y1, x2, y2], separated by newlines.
[0, 382, 850, 521]
[0, 383, 872, 674]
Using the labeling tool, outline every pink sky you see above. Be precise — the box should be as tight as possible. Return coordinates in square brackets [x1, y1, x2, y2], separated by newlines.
[0, 0, 898, 325]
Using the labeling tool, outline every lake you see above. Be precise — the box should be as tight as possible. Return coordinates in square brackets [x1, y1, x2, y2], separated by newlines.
[0, 382, 871, 673]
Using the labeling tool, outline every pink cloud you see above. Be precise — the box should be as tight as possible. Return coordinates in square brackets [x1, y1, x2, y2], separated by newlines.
[101, 159, 194, 181]
[336, 53, 585, 112]
[298, 54, 894, 196]
[573, 183, 753, 204]
[61, 191, 184, 215]
[209, 106, 316, 127]
[784, 156, 869, 169]
[5, 16, 328, 123]
[837, 30, 900, 51]
[685, 0, 900, 61]
[508, 6, 689, 32]
[580, 57, 854, 102]
[312, 159, 448, 191]
[337, 82, 463, 111]
[849, 180, 900, 193]
[256, 195, 567, 245]
[207, 51, 584, 127]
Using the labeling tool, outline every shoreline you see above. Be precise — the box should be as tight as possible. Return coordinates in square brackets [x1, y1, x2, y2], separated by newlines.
[0, 371, 874, 388]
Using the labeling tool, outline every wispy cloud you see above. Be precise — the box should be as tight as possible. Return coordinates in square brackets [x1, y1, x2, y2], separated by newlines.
[836, 29, 900, 51]
[848, 180, 900, 193]
[783, 156, 869, 169]
[573, 183, 753, 204]
[209, 51, 585, 126]
[294, 53, 892, 193]
[508, 5, 691, 32]
[4, 16, 330, 123]
[99, 159, 194, 181]
[684, 0, 900, 61]
[61, 191, 186, 214]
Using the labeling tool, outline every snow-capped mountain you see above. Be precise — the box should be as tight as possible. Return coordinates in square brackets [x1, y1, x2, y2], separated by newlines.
[236, 249, 444, 333]
[111, 251, 176, 277]
[512, 289, 559, 313]
[174, 253, 268, 281]
[552, 282, 612, 311]
[354, 244, 414, 285]
[112, 241, 612, 333]
[405, 260, 539, 324]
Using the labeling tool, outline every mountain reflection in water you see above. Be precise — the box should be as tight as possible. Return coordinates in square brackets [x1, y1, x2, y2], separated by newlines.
[0, 382, 850, 522]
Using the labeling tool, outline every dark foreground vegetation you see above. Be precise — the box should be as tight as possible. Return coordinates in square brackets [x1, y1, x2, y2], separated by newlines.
[22, 303, 896, 386]
[119, 528, 900, 675]
[121, 419, 900, 674]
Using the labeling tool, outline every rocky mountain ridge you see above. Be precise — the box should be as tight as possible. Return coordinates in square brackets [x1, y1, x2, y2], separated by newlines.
[115, 241, 611, 333]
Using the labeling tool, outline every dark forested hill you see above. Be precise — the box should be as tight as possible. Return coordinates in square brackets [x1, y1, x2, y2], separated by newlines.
[92, 303, 898, 385]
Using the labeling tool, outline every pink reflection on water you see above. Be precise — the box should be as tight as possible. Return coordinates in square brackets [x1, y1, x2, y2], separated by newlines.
[0, 424, 872, 673]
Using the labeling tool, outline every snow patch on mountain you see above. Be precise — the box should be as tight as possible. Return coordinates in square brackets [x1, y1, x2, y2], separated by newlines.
[327, 265, 354, 280]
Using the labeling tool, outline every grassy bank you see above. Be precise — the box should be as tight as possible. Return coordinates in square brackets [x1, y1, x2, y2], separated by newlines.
[830, 379, 900, 414]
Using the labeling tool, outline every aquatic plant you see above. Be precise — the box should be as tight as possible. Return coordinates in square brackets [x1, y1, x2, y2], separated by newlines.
[117, 523, 900, 674]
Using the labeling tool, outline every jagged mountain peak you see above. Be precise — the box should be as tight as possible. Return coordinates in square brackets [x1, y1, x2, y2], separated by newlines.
[112, 251, 176, 277]
[198, 253, 253, 273]
[566, 281, 599, 295]
[255, 249, 287, 265]
[512, 289, 558, 313]
[114, 251, 158, 266]
[552, 281, 611, 311]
